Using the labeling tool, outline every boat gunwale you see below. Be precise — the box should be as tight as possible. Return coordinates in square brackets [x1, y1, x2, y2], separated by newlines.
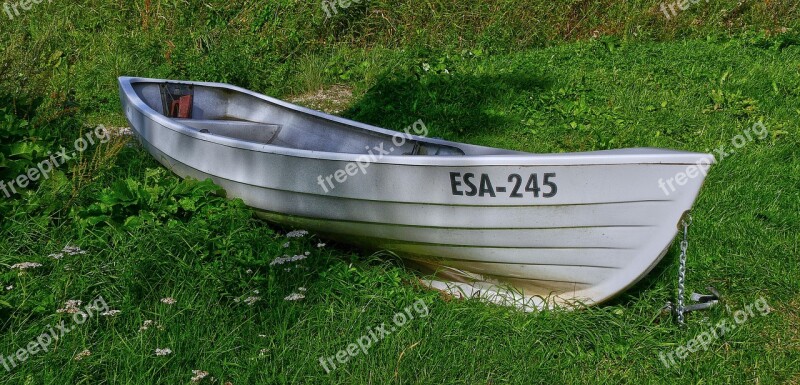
[119, 76, 716, 167]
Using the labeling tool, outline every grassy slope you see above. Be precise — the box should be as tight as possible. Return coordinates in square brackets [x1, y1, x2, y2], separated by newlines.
[0, 0, 798, 109]
[1, 1, 799, 384]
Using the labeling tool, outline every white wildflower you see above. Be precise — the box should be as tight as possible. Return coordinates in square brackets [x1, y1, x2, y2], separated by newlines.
[286, 230, 308, 238]
[269, 254, 307, 266]
[10, 262, 42, 270]
[191, 370, 209, 383]
[73, 349, 91, 361]
[246, 269, 253, 274]
[304, 251, 310, 256]
[49, 245, 87, 259]
[259, 348, 269, 356]
[155, 348, 173, 356]
[5, 285, 12, 291]
[160, 297, 177, 305]
[57, 300, 82, 314]
[298, 287, 307, 292]
[101, 309, 121, 317]
[284, 293, 305, 301]
[110, 126, 133, 137]
[63, 245, 86, 255]
[316, 243, 326, 248]
[243, 296, 260, 305]
[139, 319, 164, 331]
[281, 242, 290, 248]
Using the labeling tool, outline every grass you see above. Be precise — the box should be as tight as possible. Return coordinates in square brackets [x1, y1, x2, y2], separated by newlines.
[1, 1, 799, 384]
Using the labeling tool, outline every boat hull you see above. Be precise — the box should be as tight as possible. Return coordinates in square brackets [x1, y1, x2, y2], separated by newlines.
[119, 76, 713, 309]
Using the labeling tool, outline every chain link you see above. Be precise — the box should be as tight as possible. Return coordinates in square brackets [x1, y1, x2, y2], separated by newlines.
[676, 215, 692, 325]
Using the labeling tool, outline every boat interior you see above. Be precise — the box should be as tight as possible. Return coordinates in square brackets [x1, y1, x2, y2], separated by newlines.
[130, 81, 515, 156]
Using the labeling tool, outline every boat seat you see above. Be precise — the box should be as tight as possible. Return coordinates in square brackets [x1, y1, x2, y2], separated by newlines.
[175, 119, 281, 144]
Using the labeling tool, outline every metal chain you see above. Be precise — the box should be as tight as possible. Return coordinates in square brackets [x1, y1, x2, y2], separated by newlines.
[676, 215, 692, 325]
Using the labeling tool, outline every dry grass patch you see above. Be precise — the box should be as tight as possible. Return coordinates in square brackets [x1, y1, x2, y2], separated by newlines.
[288, 85, 354, 115]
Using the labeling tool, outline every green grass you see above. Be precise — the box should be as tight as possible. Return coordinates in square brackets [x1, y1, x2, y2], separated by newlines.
[1, 1, 799, 384]
[1, 0, 798, 109]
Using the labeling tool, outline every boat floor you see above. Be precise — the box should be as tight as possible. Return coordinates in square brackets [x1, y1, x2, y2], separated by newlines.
[172, 117, 469, 156]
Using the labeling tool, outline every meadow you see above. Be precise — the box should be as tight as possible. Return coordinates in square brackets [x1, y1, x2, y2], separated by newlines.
[0, 1, 798, 383]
